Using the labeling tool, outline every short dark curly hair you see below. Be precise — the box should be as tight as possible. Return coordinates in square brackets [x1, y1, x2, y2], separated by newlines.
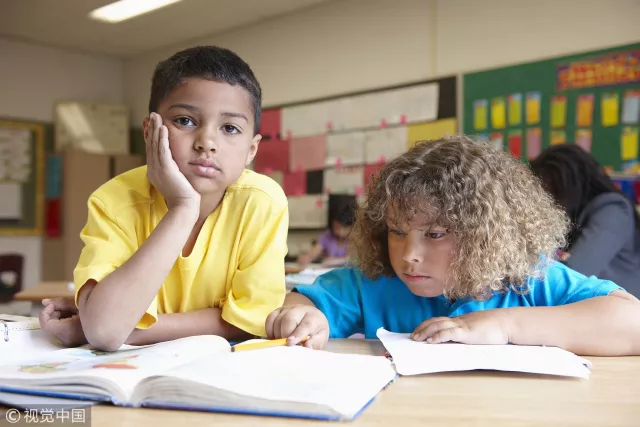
[350, 136, 569, 301]
[148, 45, 262, 135]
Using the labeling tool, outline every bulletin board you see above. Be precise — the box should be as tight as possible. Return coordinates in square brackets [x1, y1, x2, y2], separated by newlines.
[253, 76, 458, 239]
[463, 43, 640, 171]
[0, 119, 45, 236]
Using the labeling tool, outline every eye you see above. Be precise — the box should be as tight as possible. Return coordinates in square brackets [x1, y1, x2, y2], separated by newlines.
[388, 228, 406, 237]
[222, 124, 241, 135]
[426, 231, 446, 240]
[174, 117, 195, 127]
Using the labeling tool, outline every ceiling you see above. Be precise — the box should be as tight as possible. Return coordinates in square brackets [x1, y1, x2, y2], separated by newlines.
[0, 0, 333, 58]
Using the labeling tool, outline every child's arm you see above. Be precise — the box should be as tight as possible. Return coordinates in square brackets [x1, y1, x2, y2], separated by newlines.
[125, 309, 251, 345]
[78, 114, 202, 351]
[563, 198, 635, 277]
[298, 243, 324, 267]
[506, 291, 640, 355]
[413, 292, 640, 356]
[265, 292, 330, 349]
[40, 299, 250, 348]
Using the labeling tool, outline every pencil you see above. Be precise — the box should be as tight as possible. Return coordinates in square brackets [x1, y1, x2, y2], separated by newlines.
[230, 336, 310, 352]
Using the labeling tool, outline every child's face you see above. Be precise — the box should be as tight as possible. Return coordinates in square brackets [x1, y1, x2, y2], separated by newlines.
[386, 212, 455, 297]
[331, 220, 352, 240]
[144, 78, 260, 196]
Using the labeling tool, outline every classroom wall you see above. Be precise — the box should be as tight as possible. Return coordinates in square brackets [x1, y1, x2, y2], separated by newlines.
[435, 0, 640, 75]
[0, 37, 124, 290]
[0, 38, 124, 122]
[124, 0, 436, 124]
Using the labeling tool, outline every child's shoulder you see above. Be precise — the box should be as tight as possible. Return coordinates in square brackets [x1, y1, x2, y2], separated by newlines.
[90, 165, 154, 211]
[226, 169, 288, 211]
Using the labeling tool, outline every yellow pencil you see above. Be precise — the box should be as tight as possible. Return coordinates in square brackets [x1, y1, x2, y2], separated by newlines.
[230, 336, 310, 352]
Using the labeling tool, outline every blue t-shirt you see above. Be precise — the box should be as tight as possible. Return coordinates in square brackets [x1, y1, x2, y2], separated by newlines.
[293, 261, 623, 339]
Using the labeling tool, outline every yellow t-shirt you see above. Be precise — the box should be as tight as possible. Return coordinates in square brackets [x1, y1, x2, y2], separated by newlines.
[73, 166, 288, 337]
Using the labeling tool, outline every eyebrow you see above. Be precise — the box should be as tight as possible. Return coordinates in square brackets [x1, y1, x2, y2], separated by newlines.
[221, 112, 248, 123]
[167, 104, 248, 123]
[168, 103, 199, 112]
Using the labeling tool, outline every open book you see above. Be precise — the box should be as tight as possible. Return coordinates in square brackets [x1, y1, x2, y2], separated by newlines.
[377, 328, 592, 379]
[0, 316, 67, 366]
[0, 335, 396, 421]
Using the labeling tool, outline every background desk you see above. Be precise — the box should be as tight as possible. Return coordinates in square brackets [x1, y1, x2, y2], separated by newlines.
[13, 282, 74, 302]
[31, 339, 640, 427]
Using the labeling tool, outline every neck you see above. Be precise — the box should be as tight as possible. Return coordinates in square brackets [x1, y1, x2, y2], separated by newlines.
[198, 191, 225, 223]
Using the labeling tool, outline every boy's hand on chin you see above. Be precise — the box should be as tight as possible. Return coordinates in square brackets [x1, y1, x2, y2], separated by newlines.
[145, 113, 200, 212]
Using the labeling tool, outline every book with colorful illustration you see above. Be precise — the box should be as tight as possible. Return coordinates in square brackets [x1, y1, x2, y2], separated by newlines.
[0, 335, 396, 421]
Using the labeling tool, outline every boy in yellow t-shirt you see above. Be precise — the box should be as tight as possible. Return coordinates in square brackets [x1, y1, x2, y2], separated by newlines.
[39, 46, 288, 351]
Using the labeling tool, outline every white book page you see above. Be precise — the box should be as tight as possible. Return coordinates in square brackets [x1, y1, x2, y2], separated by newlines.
[377, 328, 591, 379]
[0, 335, 230, 400]
[154, 345, 396, 419]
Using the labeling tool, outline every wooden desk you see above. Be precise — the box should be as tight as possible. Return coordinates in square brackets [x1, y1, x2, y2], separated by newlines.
[57, 340, 640, 427]
[13, 282, 74, 302]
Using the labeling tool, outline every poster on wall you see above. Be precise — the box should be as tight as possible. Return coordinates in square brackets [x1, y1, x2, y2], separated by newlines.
[550, 96, 567, 128]
[490, 132, 504, 151]
[576, 94, 594, 127]
[556, 49, 640, 90]
[575, 129, 592, 153]
[474, 100, 488, 130]
[508, 94, 522, 126]
[621, 127, 639, 161]
[525, 92, 541, 125]
[490, 97, 506, 129]
[622, 90, 640, 125]
[550, 130, 566, 145]
[526, 128, 541, 160]
[601, 93, 620, 127]
[507, 130, 522, 159]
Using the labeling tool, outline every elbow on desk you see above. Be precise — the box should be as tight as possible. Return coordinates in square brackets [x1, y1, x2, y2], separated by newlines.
[80, 314, 128, 352]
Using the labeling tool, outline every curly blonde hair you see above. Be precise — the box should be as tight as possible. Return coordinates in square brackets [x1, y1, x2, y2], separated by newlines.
[351, 136, 569, 300]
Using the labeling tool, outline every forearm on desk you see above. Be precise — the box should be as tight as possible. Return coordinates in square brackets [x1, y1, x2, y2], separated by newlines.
[125, 308, 251, 346]
[506, 291, 640, 356]
[79, 205, 198, 351]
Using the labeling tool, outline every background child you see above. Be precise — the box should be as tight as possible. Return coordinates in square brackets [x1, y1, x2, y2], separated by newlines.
[40, 46, 289, 351]
[530, 144, 640, 295]
[266, 137, 640, 356]
[297, 199, 356, 267]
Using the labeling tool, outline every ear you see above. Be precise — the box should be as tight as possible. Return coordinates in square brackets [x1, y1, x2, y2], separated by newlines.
[245, 133, 262, 167]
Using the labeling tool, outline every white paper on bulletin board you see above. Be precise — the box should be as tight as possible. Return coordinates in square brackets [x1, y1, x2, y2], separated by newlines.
[55, 101, 129, 155]
[288, 195, 328, 228]
[0, 128, 31, 183]
[325, 131, 366, 167]
[282, 100, 335, 138]
[0, 182, 22, 219]
[364, 126, 408, 164]
[324, 166, 364, 195]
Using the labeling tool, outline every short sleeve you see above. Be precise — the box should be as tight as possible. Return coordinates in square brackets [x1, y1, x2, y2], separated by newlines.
[318, 229, 333, 250]
[293, 268, 364, 338]
[221, 198, 289, 337]
[525, 261, 624, 306]
[73, 196, 157, 329]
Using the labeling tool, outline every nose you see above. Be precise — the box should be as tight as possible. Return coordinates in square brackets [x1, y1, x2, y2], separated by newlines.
[194, 125, 218, 152]
[401, 233, 423, 264]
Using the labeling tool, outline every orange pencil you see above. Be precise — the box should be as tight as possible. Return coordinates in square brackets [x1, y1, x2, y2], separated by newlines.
[230, 336, 310, 352]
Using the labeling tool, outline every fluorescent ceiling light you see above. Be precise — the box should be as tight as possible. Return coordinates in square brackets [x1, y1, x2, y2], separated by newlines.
[89, 0, 183, 23]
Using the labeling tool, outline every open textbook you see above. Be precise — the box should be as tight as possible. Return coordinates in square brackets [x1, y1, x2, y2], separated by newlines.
[377, 328, 592, 379]
[0, 335, 396, 421]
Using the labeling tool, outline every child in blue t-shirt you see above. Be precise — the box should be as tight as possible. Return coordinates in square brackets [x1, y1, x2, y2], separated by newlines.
[266, 136, 640, 356]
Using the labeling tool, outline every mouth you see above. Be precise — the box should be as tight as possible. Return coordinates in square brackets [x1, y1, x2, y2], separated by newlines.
[402, 272, 431, 283]
[189, 159, 221, 178]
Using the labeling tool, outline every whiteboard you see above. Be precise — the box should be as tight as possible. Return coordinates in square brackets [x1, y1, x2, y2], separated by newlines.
[55, 101, 129, 155]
